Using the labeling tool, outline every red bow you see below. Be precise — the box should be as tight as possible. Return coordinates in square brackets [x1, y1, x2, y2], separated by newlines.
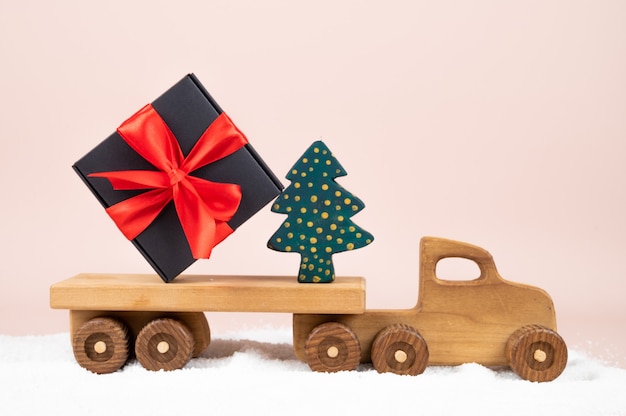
[89, 104, 248, 259]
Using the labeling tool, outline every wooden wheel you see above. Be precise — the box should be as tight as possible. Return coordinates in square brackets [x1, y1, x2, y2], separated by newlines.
[304, 322, 361, 372]
[135, 318, 195, 371]
[506, 324, 568, 382]
[371, 323, 429, 376]
[72, 317, 129, 374]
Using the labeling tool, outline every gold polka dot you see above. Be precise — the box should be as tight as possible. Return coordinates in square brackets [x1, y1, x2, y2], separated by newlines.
[300, 207, 307, 214]
[336, 238, 343, 244]
[294, 196, 300, 201]
[347, 243, 354, 250]
[285, 246, 292, 251]
[302, 157, 308, 163]
[324, 200, 331, 206]
[314, 158, 319, 163]
[366, 239, 372, 244]
[291, 169, 298, 175]
[322, 172, 328, 177]
[307, 221, 313, 227]
[313, 276, 321, 283]
[300, 172, 306, 177]
[308, 264, 314, 271]
[352, 205, 359, 211]
[276, 238, 282, 243]
[313, 147, 320, 153]
[310, 247, 317, 253]
[344, 198, 351, 205]
[273, 203, 280, 210]
[325, 247, 332, 253]
[313, 209, 318, 214]
[300, 234, 306, 240]
[356, 233, 362, 238]
[294, 182, 301, 188]
[284, 222, 290, 228]
[299, 245, 305, 250]
[330, 224, 337, 230]
[325, 270, 331, 276]
[321, 212, 329, 219]
[316, 227, 323, 234]
[335, 191, 341, 197]
[322, 149, 328, 155]
[308, 182, 313, 188]
[310, 195, 318, 203]
[349, 226, 356, 232]
[296, 218, 303, 224]
[286, 207, 292, 212]
[321, 184, 329, 191]
[283, 194, 289, 199]
[337, 216, 344, 221]
[287, 232, 293, 239]
[326, 235, 333, 241]
[310, 237, 318, 244]
[325, 160, 331, 165]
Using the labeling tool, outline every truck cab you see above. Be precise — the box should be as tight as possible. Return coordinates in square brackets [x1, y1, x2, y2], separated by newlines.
[293, 237, 567, 382]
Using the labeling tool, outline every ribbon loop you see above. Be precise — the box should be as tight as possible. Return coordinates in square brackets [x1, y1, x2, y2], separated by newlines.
[89, 104, 249, 259]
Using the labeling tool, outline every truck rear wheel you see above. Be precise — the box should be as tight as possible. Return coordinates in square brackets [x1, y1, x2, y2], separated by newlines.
[72, 317, 129, 374]
[506, 324, 568, 382]
[304, 322, 361, 372]
[371, 323, 429, 376]
[135, 318, 195, 371]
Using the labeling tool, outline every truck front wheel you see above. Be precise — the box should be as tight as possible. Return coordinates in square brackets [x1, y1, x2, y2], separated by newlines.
[371, 323, 429, 376]
[304, 322, 361, 372]
[72, 317, 129, 374]
[506, 324, 568, 382]
[135, 318, 195, 371]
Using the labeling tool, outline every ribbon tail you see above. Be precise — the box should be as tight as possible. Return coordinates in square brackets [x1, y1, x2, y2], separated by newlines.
[173, 180, 237, 259]
[173, 185, 216, 259]
[105, 188, 172, 240]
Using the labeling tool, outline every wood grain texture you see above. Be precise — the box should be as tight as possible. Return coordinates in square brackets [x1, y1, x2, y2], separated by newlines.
[69, 310, 210, 358]
[304, 322, 361, 372]
[505, 324, 568, 382]
[371, 323, 429, 376]
[72, 317, 129, 374]
[135, 318, 195, 371]
[293, 237, 566, 378]
[51, 274, 365, 314]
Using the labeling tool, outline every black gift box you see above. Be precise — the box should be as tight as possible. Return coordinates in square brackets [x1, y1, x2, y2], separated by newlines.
[73, 74, 283, 282]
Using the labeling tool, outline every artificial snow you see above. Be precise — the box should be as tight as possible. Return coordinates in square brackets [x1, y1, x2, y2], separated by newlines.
[0, 328, 624, 416]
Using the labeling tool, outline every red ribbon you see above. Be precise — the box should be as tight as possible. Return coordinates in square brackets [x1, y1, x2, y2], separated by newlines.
[89, 104, 248, 259]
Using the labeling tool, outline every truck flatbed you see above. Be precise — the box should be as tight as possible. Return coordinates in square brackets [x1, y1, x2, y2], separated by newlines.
[50, 273, 366, 314]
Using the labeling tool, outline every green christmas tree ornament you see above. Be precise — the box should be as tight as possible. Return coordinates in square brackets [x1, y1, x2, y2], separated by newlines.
[267, 141, 374, 283]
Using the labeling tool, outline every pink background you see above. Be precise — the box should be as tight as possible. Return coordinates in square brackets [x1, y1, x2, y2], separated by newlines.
[1, 1, 624, 367]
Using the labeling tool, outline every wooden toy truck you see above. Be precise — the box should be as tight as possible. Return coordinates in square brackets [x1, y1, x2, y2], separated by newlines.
[50, 237, 567, 382]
